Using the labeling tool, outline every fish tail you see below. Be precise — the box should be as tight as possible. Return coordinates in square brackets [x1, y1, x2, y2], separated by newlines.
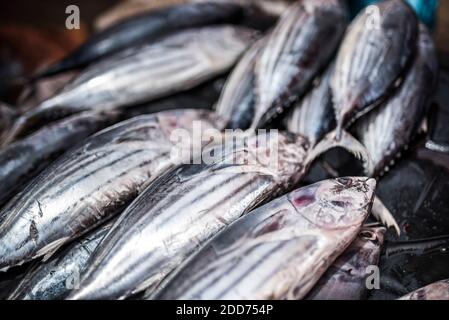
[335, 121, 343, 141]
[372, 196, 401, 236]
[305, 129, 373, 175]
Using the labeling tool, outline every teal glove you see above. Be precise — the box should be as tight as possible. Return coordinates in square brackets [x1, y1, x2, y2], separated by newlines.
[349, 0, 438, 29]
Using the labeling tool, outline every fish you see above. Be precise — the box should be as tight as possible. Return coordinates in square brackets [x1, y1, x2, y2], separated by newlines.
[31, 2, 244, 80]
[398, 279, 449, 300]
[0, 109, 223, 271]
[0, 111, 120, 208]
[331, 0, 418, 138]
[154, 177, 376, 300]
[251, 0, 347, 129]
[354, 24, 438, 177]
[8, 219, 115, 300]
[95, 0, 290, 31]
[286, 62, 335, 147]
[95, 0, 189, 31]
[306, 225, 386, 300]
[3, 25, 257, 145]
[66, 131, 311, 300]
[214, 38, 263, 130]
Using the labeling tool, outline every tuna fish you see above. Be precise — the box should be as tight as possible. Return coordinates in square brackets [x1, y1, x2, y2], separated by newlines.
[0, 111, 120, 208]
[354, 24, 438, 177]
[398, 279, 449, 300]
[31, 2, 244, 79]
[67, 131, 311, 300]
[214, 39, 263, 130]
[286, 63, 335, 147]
[307, 225, 386, 300]
[8, 219, 115, 300]
[0, 109, 223, 271]
[251, 0, 347, 129]
[331, 0, 418, 138]
[3, 26, 257, 145]
[310, 22, 435, 176]
[154, 177, 376, 300]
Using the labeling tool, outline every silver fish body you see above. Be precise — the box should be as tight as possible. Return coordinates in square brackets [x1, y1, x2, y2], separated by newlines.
[398, 279, 449, 300]
[32, 2, 245, 79]
[331, 0, 418, 136]
[306, 226, 385, 300]
[0, 109, 222, 271]
[0, 111, 119, 208]
[215, 39, 263, 130]
[355, 24, 438, 177]
[252, 0, 347, 129]
[8, 220, 115, 300]
[155, 177, 376, 300]
[4, 26, 257, 144]
[67, 131, 310, 300]
[286, 63, 335, 146]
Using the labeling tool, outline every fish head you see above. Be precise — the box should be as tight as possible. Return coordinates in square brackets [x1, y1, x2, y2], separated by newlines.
[289, 177, 376, 229]
[158, 109, 224, 136]
[157, 109, 225, 163]
[245, 131, 310, 185]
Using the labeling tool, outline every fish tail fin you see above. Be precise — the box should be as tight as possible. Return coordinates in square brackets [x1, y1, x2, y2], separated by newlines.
[372, 196, 401, 236]
[305, 129, 373, 174]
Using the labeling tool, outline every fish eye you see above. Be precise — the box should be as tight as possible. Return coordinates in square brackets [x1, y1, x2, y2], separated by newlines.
[330, 200, 348, 208]
[360, 230, 379, 244]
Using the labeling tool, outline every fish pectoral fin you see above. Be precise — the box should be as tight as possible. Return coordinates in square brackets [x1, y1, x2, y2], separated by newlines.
[37, 237, 71, 262]
[372, 196, 400, 236]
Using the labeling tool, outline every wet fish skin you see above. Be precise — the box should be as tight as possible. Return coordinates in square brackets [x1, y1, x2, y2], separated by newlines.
[331, 0, 418, 137]
[286, 63, 335, 147]
[67, 131, 310, 300]
[8, 219, 115, 300]
[0, 109, 222, 271]
[306, 226, 386, 300]
[252, 0, 347, 129]
[355, 24, 438, 177]
[215, 38, 264, 130]
[31, 2, 244, 79]
[154, 177, 376, 300]
[0, 111, 120, 208]
[4, 26, 257, 145]
[398, 279, 449, 300]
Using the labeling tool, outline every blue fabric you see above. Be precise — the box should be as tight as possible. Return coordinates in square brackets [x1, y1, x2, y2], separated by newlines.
[349, 0, 438, 29]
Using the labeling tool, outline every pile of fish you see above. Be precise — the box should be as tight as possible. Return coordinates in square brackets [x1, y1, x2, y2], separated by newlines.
[1, 0, 448, 300]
